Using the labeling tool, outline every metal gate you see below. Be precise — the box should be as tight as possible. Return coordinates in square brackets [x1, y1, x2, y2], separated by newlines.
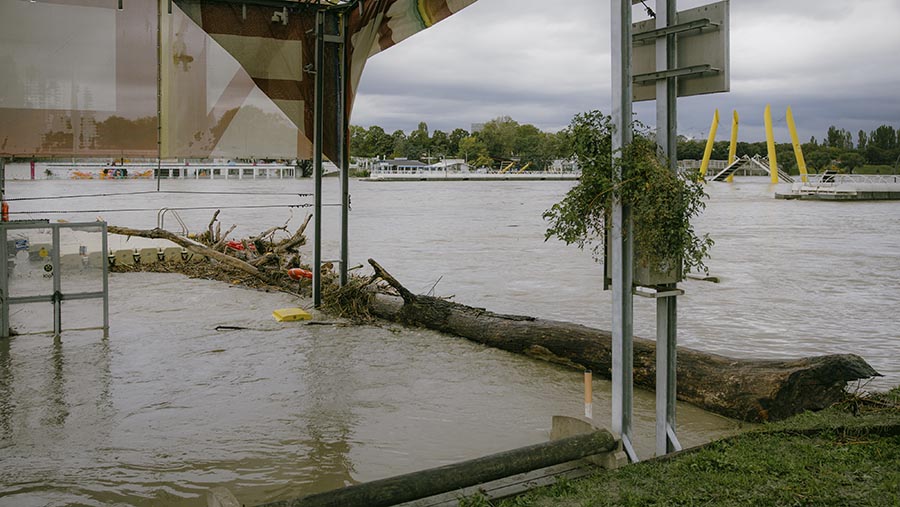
[0, 221, 109, 338]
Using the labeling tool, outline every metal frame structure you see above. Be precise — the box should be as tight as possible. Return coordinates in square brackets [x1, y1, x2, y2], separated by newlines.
[0, 221, 110, 339]
[613, 0, 728, 460]
[156, 0, 357, 307]
[310, 2, 354, 306]
[613, 0, 684, 462]
[189, 0, 356, 306]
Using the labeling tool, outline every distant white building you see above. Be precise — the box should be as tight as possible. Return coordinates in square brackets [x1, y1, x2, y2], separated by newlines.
[428, 158, 472, 173]
[372, 158, 430, 175]
[550, 158, 580, 173]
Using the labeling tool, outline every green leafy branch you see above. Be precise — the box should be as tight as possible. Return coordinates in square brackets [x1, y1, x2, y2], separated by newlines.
[544, 110, 713, 278]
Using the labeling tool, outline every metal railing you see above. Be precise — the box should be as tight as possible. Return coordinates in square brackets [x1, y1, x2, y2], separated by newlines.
[805, 173, 900, 186]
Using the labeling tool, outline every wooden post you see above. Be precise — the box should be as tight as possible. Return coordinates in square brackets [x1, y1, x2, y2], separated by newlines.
[584, 370, 593, 419]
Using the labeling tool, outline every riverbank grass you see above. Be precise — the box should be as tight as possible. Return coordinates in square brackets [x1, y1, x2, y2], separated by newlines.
[474, 387, 900, 507]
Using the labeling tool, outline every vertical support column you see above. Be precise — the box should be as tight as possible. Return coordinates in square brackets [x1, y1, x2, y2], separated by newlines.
[610, 0, 636, 463]
[51, 226, 62, 337]
[655, 0, 681, 458]
[312, 9, 325, 307]
[764, 104, 778, 184]
[698, 109, 719, 180]
[656, 0, 677, 172]
[156, 0, 162, 192]
[339, 12, 350, 287]
[101, 222, 110, 338]
[786, 107, 809, 183]
[0, 225, 8, 339]
[0, 157, 6, 201]
[655, 293, 681, 455]
[727, 110, 739, 182]
[0, 159, 6, 337]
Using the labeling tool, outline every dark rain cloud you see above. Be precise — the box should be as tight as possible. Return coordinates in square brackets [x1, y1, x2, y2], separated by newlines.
[352, 0, 900, 141]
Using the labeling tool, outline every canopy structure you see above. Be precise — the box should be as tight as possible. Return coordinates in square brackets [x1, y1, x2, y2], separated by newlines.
[0, 0, 476, 161]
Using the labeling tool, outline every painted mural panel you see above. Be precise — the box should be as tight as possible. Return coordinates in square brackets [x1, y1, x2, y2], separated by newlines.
[0, 0, 477, 159]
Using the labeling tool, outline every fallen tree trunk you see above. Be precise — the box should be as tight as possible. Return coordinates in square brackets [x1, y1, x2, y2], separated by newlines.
[365, 259, 880, 423]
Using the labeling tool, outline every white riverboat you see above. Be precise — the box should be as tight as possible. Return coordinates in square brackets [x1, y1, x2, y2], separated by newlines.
[361, 158, 580, 182]
[16, 161, 303, 181]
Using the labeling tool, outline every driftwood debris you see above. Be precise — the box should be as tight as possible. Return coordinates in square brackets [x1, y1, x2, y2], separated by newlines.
[108, 212, 313, 284]
[365, 259, 880, 423]
[108, 225, 263, 277]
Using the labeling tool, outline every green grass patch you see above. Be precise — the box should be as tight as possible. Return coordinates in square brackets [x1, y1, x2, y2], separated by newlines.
[471, 387, 900, 507]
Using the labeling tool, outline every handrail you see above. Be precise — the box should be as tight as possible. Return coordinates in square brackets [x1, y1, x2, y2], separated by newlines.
[156, 208, 189, 236]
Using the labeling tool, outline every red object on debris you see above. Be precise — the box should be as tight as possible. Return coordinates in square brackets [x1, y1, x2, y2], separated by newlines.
[225, 241, 245, 251]
[288, 268, 313, 280]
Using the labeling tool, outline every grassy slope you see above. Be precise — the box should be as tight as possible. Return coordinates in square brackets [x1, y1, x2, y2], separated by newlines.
[466, 388, 900, 507]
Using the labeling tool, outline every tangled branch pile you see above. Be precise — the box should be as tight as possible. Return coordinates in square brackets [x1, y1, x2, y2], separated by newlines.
[108, 211, 322, 293]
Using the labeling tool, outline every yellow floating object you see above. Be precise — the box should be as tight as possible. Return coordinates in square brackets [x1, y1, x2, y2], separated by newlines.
[273, 307, 312, 322]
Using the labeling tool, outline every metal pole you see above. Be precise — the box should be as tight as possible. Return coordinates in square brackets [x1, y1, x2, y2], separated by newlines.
[339, 12, 350, 287]
[101, 222, 109, 338]
[312, 9, 325, 307]
[1, 160, 8, 337]
[656, 0, 677, 171]
[611, 0, 636, 462]
[0, 157, 6, 200]
[0, 224, 8, 339]
[654, 0, 681, 458]
[51, 225, 62, 337]
[156, 0, 163, 192]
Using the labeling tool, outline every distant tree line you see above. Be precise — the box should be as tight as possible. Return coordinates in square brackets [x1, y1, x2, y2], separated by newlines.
[350, 116, 573, 170]
[351, 116, 900, 174]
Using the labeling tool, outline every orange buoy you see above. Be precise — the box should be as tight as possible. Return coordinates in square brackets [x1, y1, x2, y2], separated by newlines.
[225, 240, 244, 251]
[288, 268, 313, 280]
[1, 201, 8, 222]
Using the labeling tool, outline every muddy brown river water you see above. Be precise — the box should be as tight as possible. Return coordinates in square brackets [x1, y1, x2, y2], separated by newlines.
[1, 177, 897, 506]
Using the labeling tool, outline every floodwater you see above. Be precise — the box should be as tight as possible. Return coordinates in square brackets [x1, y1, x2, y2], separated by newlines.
[1, 176, 898, 506]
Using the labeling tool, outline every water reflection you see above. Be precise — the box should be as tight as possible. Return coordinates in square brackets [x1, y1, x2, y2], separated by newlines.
[44, 337, 70, 427]
[0, 338, 11, 442]
[0, 331, 115, 504]
[263, 334, 361, 503]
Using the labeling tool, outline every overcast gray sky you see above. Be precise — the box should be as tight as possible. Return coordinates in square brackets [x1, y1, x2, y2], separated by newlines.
[351, 0, 900, 143]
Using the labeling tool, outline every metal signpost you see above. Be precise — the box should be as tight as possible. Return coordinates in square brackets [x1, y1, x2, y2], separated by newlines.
[312, 8, 325, 307]
[611, 0, 729, 460]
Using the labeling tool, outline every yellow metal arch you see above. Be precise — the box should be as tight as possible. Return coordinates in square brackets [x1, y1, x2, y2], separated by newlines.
[699, 109, 720, 180]
[726, 110, 739, 182]
[764, 104, 778, 184]
[786, 107, 809, 183]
